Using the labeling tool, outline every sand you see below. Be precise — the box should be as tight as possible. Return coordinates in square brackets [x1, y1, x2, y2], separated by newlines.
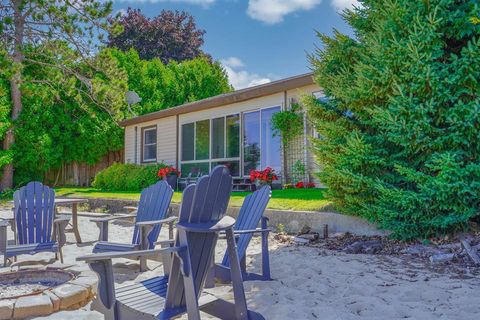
[1, 211, 479, 320]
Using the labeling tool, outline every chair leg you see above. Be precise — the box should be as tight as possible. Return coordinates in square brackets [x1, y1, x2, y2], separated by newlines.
[58, 247, 64, 264]
[261, 231, 271, 280]
[225, 227, 249, 320]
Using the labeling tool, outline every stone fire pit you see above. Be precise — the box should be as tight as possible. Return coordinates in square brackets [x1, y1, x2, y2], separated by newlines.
[0, 265, 97, 319]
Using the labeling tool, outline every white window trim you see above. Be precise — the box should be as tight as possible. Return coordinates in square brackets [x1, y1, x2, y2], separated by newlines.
[142, 127, 157, 163]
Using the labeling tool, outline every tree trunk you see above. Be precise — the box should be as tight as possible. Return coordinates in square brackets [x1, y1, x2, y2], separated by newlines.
[1, 0, 24, 190]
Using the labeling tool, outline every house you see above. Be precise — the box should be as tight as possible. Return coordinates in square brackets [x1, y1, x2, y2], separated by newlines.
[120, 72, 323, 186]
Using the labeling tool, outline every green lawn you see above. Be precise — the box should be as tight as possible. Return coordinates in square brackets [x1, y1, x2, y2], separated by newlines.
[55, 187, 332, 212]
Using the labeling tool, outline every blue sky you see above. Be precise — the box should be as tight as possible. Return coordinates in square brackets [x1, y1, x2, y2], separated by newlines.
[113, 0, 358, 89]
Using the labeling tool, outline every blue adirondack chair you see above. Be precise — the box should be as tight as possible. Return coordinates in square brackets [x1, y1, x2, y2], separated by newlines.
[0, 182, 69, 266]
[206, 185, 272, 287]
[77, 166, 264, 320]
[91, 180, 175, 271]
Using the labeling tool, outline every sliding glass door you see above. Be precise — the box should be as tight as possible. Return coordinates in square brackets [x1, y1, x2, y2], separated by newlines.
[243, 106, 281, 176]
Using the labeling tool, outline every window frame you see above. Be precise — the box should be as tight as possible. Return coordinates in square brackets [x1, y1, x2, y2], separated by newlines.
[180, 112, 241, 177]
[141, 125, 157, 163]
[242, 105, 282, 177]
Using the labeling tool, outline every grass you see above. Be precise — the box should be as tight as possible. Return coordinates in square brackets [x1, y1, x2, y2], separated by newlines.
[55, 187, 332, 212]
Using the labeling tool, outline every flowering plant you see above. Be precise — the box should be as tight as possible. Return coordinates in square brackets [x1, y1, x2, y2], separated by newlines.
[250, 167, 278, 184]
[283, 183, 294, 189]
[295, 181, 304, 188]
[157, 166, 181, 179]
[306, 182, 315, 188]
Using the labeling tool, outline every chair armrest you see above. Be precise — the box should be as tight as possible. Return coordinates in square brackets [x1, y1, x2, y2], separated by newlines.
[135, 216, 177, 226]
[154, 239, 175, 246]
[176, 216, 235, 233]
[90, 214, 136, 223]
[53, 216, 70, 224]
[233, 228, 271, 235]
[77, 246, 185, 262]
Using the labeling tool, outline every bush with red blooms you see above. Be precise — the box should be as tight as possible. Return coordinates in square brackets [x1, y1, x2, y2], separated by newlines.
[306, 182, 316, 188]
[295, 181, 304, 188]
[157, 166, 181, 179]
[250, 167, 278, 184]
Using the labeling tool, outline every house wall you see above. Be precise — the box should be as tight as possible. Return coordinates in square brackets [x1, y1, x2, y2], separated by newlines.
[123, 83, 322, 183]
[124, 116, 177, 166]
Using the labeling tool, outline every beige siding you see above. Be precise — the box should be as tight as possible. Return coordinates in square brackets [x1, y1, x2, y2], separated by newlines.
[124, 125, 136, 164]
[124, 117, 177, 166]
[156, 116, 177, 166]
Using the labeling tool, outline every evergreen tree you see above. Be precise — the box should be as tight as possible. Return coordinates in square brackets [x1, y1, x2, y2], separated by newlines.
[306, 0, 480, 239]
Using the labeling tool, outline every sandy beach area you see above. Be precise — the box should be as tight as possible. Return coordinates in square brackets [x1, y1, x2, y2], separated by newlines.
[1, 212, 479, 320]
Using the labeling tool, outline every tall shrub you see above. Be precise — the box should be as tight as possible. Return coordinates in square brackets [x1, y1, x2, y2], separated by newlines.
[306, 0, 480, 239]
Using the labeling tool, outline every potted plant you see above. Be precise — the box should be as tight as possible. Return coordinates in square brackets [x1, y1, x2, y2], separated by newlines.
[157, 166, 181, 190]
[249, 167, 278, 187]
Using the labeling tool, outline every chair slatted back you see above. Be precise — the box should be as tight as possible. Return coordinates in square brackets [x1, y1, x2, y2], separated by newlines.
[131, 180, 174, 249]
[13, 181, 56, 245]
[222, 185, 271, 267]
[165, 166, 232, 309]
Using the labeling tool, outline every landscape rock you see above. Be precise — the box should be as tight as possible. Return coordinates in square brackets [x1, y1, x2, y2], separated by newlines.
[344, 240, 383, 254]
[44, 290, 61, 311]
[13, 294, 53, 318]
[429, 253, 455, 264]
[52, 283, 89, 310]
[0, 299, 15, 320]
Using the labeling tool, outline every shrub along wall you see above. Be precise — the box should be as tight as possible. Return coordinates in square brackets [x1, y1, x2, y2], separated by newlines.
[92, 163, 168, 191]
[306, 0, 480, 240]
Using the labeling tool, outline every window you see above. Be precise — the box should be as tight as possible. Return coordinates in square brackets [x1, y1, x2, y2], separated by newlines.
[243, 111, 261, 175]
[180, 114, 241, 177]
[181, 123, 195, 161]
[195, 120, 210, 160]
[226, 114, 240, 158]
[142, 126, 157, 162]
[243, 107, 281, 176]
[212, 117, 225, 159]
[261, 107, 281, 173]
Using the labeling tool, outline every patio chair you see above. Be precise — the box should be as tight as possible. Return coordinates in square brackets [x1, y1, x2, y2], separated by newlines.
[91, 180, 175, 271]
[0, 182, 69, 266]
[177, 169, 202, 190]
[206, 185, 272, 287]
[78, 166, 264, 320]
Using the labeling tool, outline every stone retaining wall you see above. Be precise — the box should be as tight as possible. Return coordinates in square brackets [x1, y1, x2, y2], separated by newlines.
[77, 198, 388, 236]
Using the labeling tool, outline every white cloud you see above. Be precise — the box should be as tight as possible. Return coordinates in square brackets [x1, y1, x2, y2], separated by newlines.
[331, 0, 360, 11]
[247, 0, 322, 24]
[220, 57, 245, 68]
[221, 57, 271, 89]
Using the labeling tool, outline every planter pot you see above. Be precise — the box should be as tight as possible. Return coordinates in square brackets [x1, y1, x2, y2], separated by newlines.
[166, 175, 178, 190]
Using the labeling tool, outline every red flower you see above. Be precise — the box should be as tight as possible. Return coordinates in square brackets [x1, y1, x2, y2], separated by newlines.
[295, 181, 304, 188]
[306, 182, 315, 188]
[250, 168, 278, 184]
[158, 166, 180, 179]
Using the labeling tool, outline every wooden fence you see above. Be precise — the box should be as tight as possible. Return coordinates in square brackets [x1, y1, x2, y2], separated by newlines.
[45, 149, 124, 187]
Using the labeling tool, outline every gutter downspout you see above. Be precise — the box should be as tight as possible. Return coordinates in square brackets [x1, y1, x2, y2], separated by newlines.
[134, 126, 138, 164]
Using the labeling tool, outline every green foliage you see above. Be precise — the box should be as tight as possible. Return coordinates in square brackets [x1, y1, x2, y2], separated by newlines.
[10, 46, 128, 186]
[271, 103, 304, 144]
[292, 160, 306, 183]
[92, 163, 169, 191]
[110, 48, 232, 116]
[306, 0, 480, 239]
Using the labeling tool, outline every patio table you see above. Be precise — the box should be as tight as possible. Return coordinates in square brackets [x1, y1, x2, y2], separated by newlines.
[7, 198, 89, 244]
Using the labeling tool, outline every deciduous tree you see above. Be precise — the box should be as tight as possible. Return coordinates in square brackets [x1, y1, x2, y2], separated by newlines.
[108, 8, 207, 63]
[0, 0, 125, 189]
